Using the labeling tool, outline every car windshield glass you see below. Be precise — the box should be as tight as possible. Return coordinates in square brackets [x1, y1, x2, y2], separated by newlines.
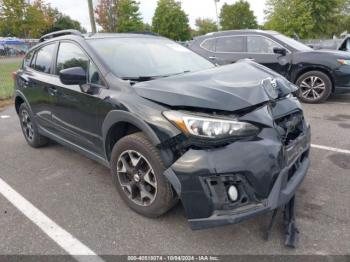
[88, 37, 214, 79]
[274, 34, 312, 51]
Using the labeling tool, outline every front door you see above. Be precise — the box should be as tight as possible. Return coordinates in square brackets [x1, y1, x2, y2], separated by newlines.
[246, 35, 291, 77]
[50, 41, 107, 155]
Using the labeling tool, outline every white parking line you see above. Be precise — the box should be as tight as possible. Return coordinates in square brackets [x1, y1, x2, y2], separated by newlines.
[327, 102, 350, 105]
[311, 144, 350, 154]
[0, 177, 105, 262]
[0, 115, 10, 119]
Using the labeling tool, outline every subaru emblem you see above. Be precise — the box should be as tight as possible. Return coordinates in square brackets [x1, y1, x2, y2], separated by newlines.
[262, 77, 279, 99]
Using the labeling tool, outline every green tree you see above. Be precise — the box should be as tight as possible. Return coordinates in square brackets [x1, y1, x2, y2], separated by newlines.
[116, 0, 144, 32]
[195, 18, 218, 36]
[95, 0, 117, 32]
[49, 14, 86, 33]
[264, 0, 346, 38]
[220, 0, 258, 30]
[152, 0, 191, 41]
[95, 0, 143, 32]
[23, 0, 52, 38]
[0, 0, 84, 38]
[143, 23, 152, 32]
[0, 0, 27, 37]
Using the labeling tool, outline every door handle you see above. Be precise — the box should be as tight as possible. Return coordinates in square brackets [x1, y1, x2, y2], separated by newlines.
[48, 87, 58, 96]
[209, 56, 217, 60]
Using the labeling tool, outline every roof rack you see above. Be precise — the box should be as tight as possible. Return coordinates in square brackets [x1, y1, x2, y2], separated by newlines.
[39, 29, 83, 42]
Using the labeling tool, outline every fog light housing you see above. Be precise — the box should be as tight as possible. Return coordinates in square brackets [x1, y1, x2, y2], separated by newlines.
[228, 185, 238, 202]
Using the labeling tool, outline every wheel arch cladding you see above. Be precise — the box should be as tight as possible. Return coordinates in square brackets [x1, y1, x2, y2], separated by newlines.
[14, 91, 32, 114]
[293, 66, 334, 92]
[102, 110, 161, 162]
[15, 96, 24, 114]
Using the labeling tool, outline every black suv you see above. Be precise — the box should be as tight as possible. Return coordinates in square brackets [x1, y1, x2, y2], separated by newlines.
[189, 30, 350, 103]
[14, 30, 310, 241]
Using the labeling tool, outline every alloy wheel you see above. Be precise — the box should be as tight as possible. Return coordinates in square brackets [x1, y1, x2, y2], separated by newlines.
[299, 76, 326, 100]
[21, 109, 34, 141]
[116, 150, 157, 206]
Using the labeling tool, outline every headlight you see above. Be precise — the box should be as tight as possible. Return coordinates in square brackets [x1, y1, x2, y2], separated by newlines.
[163, 111, 259, 139]
[337, 59, 350, 65]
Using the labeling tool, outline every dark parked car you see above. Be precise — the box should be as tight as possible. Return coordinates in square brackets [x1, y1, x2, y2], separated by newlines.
[14, 30, 310, 246]
[189, 30, 350, 103]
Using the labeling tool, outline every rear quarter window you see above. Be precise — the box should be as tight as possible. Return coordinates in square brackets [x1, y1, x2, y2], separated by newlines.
[23, 51, 34, 68]
[201, 38, 216, 52]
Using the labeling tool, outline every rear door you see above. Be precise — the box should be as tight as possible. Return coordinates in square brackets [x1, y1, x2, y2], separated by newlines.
[210, 35, 247, 65]
[21, 42, 58, 131]
[246, 35, 291, 76]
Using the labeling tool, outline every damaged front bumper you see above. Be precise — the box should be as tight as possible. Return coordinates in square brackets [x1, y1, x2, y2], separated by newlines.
[163, 104, 311, 231]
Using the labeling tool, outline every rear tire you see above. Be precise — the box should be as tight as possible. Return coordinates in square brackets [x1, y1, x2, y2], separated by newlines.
[19, 103, 49, 148]
[110, 132, 177, 218]
[296, 71, 332, 103]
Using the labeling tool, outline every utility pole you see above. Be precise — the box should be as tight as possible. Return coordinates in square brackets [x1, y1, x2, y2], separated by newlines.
[87, 0, 97, 33]
[214, 0, 220, 28]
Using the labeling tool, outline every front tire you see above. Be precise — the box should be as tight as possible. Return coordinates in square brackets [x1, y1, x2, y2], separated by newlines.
[110, 132, 177, 218]
[19, 103, 49, 148]
[296, 71, 332, 103]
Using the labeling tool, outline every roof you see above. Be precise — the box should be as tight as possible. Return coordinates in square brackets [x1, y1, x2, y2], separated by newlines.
[211, 29, 279, 36]
[191, 30, 281, 41]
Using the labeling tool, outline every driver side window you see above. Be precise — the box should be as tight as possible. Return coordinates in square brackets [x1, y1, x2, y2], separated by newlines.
[247, 36, 282, 54]
[56, 42, 103, 86]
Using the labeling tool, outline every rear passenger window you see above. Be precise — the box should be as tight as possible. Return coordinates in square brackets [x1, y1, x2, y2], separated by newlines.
[33, 44, 55, 73]
[201, 38, 216, 52]
[216, 36, 244, 53]
[56, 42, 89, 74]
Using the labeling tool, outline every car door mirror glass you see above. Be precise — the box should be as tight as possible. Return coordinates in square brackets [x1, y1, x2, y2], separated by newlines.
[59, 67, 87, 86]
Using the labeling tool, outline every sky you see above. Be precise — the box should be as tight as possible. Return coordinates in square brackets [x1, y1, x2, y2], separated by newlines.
[45, 0, 267, 32]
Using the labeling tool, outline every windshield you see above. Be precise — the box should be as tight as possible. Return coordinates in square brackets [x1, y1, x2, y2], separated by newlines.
[274, 34, 313, 52]
[88, 37, 214, 79]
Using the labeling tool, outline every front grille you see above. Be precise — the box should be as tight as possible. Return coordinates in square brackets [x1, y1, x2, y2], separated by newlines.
[275, 111, 304, 146]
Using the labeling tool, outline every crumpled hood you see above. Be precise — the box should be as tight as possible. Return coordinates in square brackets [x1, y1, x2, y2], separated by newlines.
[134, 60, 295, 112]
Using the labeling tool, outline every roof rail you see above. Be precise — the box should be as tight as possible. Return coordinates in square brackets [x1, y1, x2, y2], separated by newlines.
[39, 29, 83, 42]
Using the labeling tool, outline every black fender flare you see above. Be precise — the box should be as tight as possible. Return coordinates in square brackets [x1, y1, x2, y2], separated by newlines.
[14, 90, 32, 115]
[102, 110, 161, 147]
[102, 110, 175, 168]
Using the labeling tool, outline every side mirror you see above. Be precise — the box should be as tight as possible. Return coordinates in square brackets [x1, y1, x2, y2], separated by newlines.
[273, 47, 287, 56]
[59, 67, 87, 85]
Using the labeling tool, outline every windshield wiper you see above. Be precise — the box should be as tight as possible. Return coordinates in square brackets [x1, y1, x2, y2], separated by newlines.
[122, 76, 160, 82]
[122, 71, 192, 84]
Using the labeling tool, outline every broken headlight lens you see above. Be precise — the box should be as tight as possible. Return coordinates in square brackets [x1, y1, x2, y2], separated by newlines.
[163, 111, 259, 139]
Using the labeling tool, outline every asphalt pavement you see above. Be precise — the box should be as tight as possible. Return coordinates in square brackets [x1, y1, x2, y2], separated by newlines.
[0, 94, 349, 256]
